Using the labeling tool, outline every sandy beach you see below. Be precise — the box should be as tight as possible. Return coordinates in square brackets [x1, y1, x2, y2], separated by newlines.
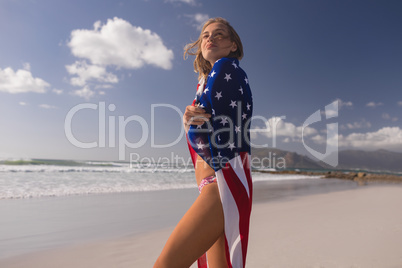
[1, 181, 402, 268]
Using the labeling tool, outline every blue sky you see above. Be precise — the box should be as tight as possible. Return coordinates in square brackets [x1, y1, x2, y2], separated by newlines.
[0, 0, 401, 162]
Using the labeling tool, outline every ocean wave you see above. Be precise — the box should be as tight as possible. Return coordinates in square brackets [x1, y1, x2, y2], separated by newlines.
[0, 171, 323, 200]
[0, 183, 198, 200]
[0, 165, 195, 174]
[0, 159, 84, 166]
[252, 172, 322, 181]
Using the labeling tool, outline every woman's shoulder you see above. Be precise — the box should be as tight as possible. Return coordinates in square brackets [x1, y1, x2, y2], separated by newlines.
[212, 57, 238, 72]
[208, 57, 242, 82]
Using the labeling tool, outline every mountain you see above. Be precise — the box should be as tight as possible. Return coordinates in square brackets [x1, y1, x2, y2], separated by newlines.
[251, 148, 402, 173]
[330, 149, 402, 172]
[251, 147, 323, 170]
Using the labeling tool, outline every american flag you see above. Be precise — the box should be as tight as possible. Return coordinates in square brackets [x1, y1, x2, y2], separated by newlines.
[187, 57, 253, 268]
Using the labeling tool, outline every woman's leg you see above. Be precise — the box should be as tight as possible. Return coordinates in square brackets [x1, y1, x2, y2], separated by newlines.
[154, 183, 225, 268]
[206, 233, 228, 268]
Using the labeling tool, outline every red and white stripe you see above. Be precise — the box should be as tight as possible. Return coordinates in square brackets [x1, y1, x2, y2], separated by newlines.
[216, 152, 252, 268]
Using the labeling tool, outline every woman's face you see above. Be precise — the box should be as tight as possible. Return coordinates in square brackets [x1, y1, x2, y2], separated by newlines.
[201, 22, 237, 66]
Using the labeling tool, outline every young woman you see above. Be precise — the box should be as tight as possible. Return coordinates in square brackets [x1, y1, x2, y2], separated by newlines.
[154, 18, 253, 268]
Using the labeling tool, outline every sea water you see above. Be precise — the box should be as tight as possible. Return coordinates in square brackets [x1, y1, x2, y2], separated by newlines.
[0, 159, 321, 199]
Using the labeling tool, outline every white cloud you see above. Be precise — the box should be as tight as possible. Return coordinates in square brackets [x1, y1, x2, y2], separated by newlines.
[22, 63, 31, 71]
[0, 66, 50, 94]
[185, 13, 209, 30]
[382, 113, 398, 122]
[310, 126, 402, 151]
[251, 116, 317, 141]
[39, 104, 57, 109]
[339, 127, 402, 150]
[95, 84, 114, 89]
[68, 17, 173, 70]
[71, 85, 95, 100]
[19, 102, 27, 106]
[66, 60, 118, 87]
[52, 88, 63, 95]
[366, 101, 383, 108]
[311, 134, 325, 143]
[320, 99, 349, 118]
[321, 100, 339, 118]
[66, 17, 173, 99]
[398, 101, 402, 107]
[341, 119, 372, 130]
[251, 115, 402, 152]
[166, 0, 197, 5]
[336, 98, 353, 109]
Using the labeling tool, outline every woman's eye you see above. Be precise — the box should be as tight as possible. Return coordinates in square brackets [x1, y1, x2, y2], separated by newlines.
[214, 33, 225, 39]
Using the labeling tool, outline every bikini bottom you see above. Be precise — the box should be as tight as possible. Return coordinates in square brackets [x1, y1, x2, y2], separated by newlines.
[198, 175, 217, 193]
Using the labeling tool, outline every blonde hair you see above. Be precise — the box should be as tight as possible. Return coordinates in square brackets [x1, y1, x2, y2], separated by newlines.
[184, 17, 244, 80]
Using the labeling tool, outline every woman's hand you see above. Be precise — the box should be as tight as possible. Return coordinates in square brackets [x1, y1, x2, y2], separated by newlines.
[183, 105, 211, 133]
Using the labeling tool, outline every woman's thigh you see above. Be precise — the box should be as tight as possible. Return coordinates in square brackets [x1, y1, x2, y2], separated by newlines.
[154, 183, 225, 268]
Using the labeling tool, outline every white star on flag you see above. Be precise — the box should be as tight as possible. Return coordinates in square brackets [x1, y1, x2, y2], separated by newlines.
[215, 91, 223, 100]
[228, 142, 236, 150]
[247, 103, 251, 110]
[244, 77, 249, 84]
[229, 100, 237, 108]
[210, 70, 216, 77]
[224, 73, 232, 82]
[232, 61, 238, 69]
[197, 141, 205, 150]
[220, 117, 229, 126]
[238, 86, 243, 94]
[242, 113, 247, 120]
[235, 125, 241, 133]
